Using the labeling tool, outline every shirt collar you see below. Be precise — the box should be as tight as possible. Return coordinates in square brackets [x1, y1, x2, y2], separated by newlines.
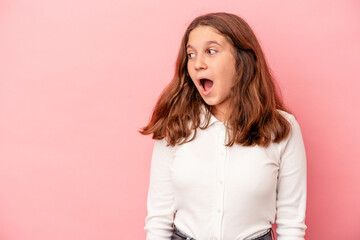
[200, 104, 222, 127]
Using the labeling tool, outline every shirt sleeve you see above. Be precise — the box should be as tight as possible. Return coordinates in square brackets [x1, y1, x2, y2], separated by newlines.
[144, 138, 176, 240]
[276, 114, 307, 240]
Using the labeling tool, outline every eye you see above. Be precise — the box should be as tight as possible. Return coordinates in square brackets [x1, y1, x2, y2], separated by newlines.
[187, 52, 195, 59]
[208, 49, 217, 55]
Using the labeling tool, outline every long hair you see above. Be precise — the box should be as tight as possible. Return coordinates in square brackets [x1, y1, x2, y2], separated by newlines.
[139, 12, 292, 147]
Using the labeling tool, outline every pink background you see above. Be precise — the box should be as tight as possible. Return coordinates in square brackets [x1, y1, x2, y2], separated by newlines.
[0, 0, 359, 239]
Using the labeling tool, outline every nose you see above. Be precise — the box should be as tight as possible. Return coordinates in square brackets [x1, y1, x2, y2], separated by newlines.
[194, 54, 207, 70]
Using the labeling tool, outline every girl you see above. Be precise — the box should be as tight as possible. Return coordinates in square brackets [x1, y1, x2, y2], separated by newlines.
[139, 12, 307, 240]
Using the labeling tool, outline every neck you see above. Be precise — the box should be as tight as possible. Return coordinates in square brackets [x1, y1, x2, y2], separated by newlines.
[211, 107, 229, 123]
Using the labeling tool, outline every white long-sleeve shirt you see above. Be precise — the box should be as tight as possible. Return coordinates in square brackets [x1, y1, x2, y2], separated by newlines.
[144, 107, 307, 240]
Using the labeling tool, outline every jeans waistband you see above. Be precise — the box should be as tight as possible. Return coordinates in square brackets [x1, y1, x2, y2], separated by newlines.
[172, 224, 275, 240]
[173, 224, 196, 240]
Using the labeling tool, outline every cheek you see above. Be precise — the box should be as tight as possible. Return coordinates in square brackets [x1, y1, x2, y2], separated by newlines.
[217, 72, 235, 92]
[224, 61, 237, 85]
[217, 56, 235, 76]
[187, 70, 197, 86]
[187, 63, 195, 79]
[220, 66, 236, 86]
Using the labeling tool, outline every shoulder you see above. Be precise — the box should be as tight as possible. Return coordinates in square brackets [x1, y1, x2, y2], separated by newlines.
[276, 109, 302, 136]
[275, 109, 305, 150]
[275, 109, 303, 146]
[153, 138, 179, 155]
[276, 109, 296, 124]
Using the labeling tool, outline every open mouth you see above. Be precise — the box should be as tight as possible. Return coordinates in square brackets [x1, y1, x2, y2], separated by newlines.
[199, 78, 214, 92]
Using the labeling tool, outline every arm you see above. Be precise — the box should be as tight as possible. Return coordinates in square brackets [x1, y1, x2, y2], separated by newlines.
[144, 139, 175, 240]
[276, 115, 307, 240]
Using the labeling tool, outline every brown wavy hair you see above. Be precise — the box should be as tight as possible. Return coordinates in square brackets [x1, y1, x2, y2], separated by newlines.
[139, 12, 292, 147]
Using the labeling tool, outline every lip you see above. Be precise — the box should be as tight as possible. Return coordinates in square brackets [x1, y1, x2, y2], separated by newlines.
[197, 77, 213, 96]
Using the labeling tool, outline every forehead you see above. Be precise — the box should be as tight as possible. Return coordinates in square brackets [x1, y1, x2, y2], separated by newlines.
[186, 26, 229, 49]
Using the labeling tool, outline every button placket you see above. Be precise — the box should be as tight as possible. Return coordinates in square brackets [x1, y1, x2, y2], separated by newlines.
[214, 124, 226, 240]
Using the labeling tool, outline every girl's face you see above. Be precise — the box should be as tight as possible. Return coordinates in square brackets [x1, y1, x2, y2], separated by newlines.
[186, 25, 237, 120]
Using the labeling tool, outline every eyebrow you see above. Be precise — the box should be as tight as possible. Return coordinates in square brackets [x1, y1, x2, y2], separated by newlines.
[186, 40, 223, 50]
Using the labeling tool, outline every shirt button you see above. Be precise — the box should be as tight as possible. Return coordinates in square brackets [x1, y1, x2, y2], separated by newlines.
[217, 209, 221, 213]
[219, 180, 223, 184]
[220, 151, 225, 156]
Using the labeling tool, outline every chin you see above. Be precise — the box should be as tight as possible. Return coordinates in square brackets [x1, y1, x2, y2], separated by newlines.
[202, 99, 219, 106]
